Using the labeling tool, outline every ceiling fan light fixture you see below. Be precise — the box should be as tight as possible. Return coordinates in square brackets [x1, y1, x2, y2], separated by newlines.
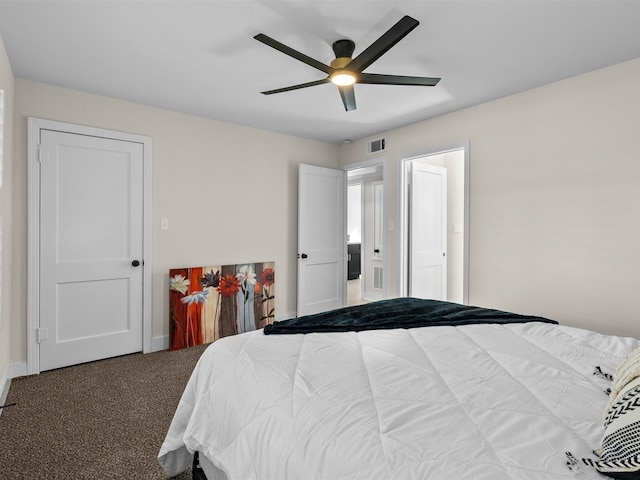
[255, 16, 440, 111]
[330, 71, 356, 86]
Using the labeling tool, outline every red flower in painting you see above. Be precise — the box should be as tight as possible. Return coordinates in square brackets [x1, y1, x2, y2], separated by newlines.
[260, 268, 275, 286]
[217, 274, 241, 297]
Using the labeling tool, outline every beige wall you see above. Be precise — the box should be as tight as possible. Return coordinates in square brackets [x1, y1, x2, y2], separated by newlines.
[11, 79, 339, 365]
[5, 39, 640, 375]
[339, 58, 640, 339]
[0, 35, 14, 393]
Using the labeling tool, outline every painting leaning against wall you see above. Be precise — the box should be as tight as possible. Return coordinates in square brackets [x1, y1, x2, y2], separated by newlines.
[169, 262, 275, 351]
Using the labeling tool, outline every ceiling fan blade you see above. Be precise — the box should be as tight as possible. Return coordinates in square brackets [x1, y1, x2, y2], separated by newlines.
[261, 78, 329, 95]
[347, 15, 419, 73]
[338, 85, 357, 111]
[359, 73, 441, 86]
[254, 33, 332, 74]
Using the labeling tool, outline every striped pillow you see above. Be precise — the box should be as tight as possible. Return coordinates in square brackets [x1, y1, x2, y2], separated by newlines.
[606, 348, 640, 416]
[594, 371, 640, 478]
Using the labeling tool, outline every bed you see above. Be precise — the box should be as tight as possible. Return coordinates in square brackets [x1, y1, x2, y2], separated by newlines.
[158, 298, 640, 479]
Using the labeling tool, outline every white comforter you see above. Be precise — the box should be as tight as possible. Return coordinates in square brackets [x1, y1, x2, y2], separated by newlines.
[158, 321, 639, 480]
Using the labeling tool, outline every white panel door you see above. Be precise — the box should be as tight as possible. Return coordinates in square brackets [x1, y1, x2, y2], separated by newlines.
[373, 181, 384, 261]
[39, 130, 144, 371]
[410, 163, 447, 300]
[298, 164, 345, 316]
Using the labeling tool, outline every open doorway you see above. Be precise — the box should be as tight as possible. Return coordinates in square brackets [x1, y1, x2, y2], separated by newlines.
[400, 144, 469, 304]
[344, 159, 386, 306]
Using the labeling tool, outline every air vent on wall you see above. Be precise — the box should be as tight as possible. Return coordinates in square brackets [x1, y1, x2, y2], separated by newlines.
[367, 137, 386, 155]
[373, 266, 383, 290]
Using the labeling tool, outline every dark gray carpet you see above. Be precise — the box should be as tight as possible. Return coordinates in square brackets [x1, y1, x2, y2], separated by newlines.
[0, 344, 208, 479]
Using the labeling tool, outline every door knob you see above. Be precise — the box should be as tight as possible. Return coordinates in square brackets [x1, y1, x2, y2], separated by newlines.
[131, 260, 141, 267]
[301, 253, 308, 259]
[374, 249, 380, 253]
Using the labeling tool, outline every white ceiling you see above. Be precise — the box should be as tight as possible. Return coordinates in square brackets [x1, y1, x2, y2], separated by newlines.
[1, 1, 639, 144]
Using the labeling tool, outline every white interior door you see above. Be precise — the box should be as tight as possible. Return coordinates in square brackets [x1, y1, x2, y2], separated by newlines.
[298, 164, 345, 316]
[373, 181, 384, 261]
[38, 129, 144, 371]
[410, 162, 447, 300]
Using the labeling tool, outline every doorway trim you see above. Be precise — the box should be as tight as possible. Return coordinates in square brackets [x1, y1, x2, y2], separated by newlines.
[399, 141, 469, 304]
[346, 180, 365, 301]
[27, 117, 153, 375]
[342, 156, 387, 302]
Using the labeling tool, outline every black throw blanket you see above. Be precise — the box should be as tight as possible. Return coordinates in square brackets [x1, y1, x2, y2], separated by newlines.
[263, 297, 557, 335]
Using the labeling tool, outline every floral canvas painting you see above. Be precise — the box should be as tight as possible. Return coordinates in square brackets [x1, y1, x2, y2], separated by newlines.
[169, 262, 275, 351]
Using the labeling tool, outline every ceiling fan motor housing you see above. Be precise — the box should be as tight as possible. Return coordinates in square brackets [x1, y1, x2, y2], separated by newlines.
[332, 39, 355, 60]
[330, 57, 352, 69]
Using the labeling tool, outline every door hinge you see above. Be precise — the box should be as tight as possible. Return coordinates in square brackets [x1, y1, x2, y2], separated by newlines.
[37, 327, 48, 343]
[36, 144, 49, 163]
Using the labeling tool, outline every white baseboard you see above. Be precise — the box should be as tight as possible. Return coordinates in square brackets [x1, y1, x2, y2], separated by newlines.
[363, 291, 383, 302]
[0, 369, 10, 417]
[1, 362, 28, 417]
[152, 335, 169, 352]
[150, 312, 296, 354]
[276, 312, 296, 322]
[2, 313, 299, 401]
[8, 362, 28, 379]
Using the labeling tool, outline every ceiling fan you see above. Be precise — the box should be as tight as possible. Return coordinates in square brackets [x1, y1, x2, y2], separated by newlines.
[254, 15, 441, 111]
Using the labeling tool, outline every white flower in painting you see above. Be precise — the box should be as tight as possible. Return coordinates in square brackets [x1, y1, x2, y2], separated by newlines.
[181, 289, 209, 305]
[170, 274, 190, 294]
[237, 265, 257, 285]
